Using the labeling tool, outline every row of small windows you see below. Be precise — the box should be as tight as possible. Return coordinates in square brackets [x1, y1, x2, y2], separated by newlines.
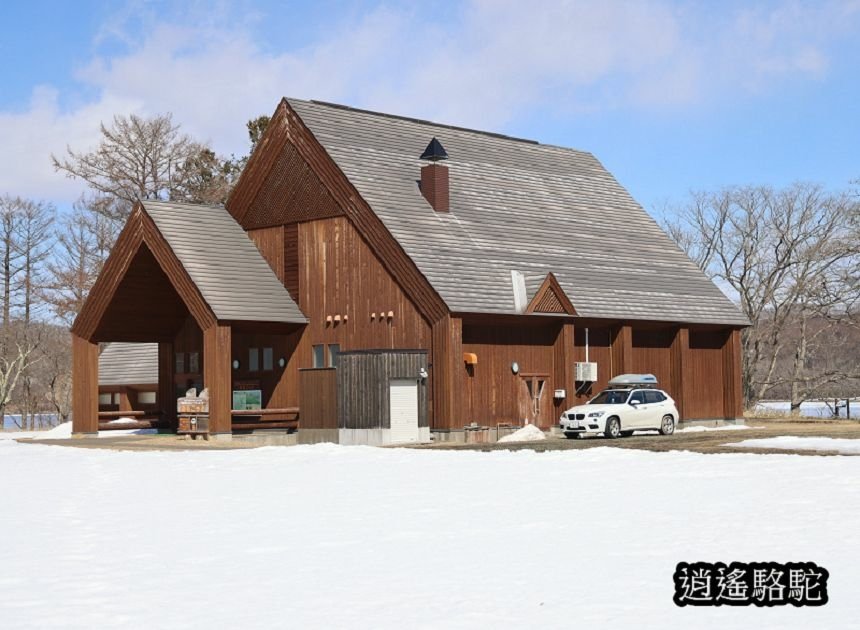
[312, 344, 340, 368]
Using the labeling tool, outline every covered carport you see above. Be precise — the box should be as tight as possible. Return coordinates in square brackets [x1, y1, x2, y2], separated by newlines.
[71, 201, 306, 439]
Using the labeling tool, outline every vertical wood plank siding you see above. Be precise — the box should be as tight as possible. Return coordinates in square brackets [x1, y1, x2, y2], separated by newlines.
[284, 223, 299, 302]
[685, 329, 729, 419]
[336, 351, 428, 429]
[610, 325, 634, 376]
[71, 334, 99, 433]
[553, 322, 574, 412]
[247, 225, 286, 284]
[722, 329, 743, 418]
[157, 341, 176, 426]
[431, 315, 462, 430]
[670, 327, 689, 419]
[204, 324, 232, 434]
[298, 368, 337, 429]
[630, 328, 674, 395]
[461, 321, 557, 429]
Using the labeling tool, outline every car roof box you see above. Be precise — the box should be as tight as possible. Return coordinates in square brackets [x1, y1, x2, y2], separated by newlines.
[608, 373, 659, 388]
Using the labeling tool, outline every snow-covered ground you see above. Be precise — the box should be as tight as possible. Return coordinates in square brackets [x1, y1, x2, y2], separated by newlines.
[0, 422, 156, 441]
[730, 436, 860, 455]
[1, 441, 858, 629]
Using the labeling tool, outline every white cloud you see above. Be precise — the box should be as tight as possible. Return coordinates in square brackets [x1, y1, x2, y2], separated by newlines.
[0, 0, 856, 205]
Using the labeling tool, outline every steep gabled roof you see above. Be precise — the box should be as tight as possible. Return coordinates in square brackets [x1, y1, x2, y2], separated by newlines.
[73, 201, 306, 341]
[144, 201, 306, 324]
[99, 343, 158, 386]
[286, 98, 748, 326]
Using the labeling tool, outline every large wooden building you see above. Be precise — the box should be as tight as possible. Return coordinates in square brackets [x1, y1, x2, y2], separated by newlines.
[73, 98, 748, 440]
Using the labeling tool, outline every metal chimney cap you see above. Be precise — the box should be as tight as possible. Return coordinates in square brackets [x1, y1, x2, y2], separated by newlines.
[420, 137, 449, 162]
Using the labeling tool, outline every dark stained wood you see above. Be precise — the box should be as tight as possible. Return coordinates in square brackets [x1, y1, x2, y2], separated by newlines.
[553, 322, 574, 412]
[231, 408, 299, 416]
[685, 329, 729, 419]
[610, 325, 633, 377]
[630, 327, 674, 391]
[237, 138, 344, 229]
[526, 273, 577, 315]
[461, 320, 557, 429]
[284, 223, 299, 302]
[722, 328, 743, 419]
[432, 315, 462, 430]
[232, 420, 299, 430]
[73, 204, 216, 341]
[247, 225, 285, 283]
[298, 368, 337, 430]
[158, 341, 177, 427]
[336, 351, 428, 429]
[203, 324, 232, 434]
[670, 327, 688, 419]
[98, 410, 145, 417]
[71, 334, 99, 434]
[227, 99, 448, 324]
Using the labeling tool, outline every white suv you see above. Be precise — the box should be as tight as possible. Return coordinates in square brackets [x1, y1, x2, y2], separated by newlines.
[559, 387, 679, 438]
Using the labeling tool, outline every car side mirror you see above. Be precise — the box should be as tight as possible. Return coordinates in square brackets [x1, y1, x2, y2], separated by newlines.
[629, 400, 640, 406]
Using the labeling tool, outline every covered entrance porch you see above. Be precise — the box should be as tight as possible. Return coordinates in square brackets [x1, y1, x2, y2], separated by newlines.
[71, 201, 307, 439]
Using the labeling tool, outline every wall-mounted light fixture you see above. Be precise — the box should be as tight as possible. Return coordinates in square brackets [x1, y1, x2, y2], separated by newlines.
[511, 361, 519, 374]
[232, 359, 240, 370]
[278, 357, 286, 369]
[418, 367, 428, 380]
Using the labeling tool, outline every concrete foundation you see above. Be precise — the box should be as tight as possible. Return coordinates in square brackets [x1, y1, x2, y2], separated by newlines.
[231, 431, 298, 446]
[298, 428, 340, 445]
[337, 427, 431, 446]
[72, 432, 98, 439]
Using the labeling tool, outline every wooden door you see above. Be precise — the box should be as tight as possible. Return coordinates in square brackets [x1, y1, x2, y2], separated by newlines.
[519, 374, 550, 427]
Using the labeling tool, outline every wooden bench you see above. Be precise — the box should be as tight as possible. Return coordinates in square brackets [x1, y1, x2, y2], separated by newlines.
[98, 410, 146, 418]
[231, 408, 299, 432]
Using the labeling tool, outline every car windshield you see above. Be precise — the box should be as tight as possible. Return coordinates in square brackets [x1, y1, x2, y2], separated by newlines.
[589, 390, 629, 405]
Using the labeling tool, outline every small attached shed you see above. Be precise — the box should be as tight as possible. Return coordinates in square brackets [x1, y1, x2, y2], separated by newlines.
[299, 350, 429, 445]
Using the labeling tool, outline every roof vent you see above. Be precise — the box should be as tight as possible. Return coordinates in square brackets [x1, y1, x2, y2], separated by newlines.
[419, 137, 449, 212]
[420, 137, 448, 162]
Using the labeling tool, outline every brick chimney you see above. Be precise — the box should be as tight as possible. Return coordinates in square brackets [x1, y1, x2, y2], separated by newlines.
[419, 137, 449, 213]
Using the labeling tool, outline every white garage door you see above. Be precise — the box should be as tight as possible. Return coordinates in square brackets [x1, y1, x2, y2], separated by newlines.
[389, 379, 419, 444]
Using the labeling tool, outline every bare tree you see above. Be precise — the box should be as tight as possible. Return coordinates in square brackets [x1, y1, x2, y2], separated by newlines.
[665, 183, 860, 411]
[51, 113, 206, 220]
[43, 199, 116, 325]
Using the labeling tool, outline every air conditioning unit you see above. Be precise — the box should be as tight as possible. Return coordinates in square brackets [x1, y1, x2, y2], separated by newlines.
[575, 362, 598, 382]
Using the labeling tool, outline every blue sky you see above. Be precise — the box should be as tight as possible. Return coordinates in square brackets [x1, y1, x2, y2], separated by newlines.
[1, 0, 858, 218]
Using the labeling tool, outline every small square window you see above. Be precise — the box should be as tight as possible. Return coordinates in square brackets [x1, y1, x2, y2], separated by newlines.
[137, 391, 157, 405]
[328, 344, 340, 368]
[263, 347, 273, 371]
[98, 393, 112, 406]
[312, 344, 325, 368]
[188, 352, 199, 373]
[175, 352, 185, 374]
[249, 348, 259, 372]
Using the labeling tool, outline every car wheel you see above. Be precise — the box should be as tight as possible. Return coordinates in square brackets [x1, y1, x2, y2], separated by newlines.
[660, 414, 675, 435]
[621, 431, 634, 437]
[605, 417, 621, 439]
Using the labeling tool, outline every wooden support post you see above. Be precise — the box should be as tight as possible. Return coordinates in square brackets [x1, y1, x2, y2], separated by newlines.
[158, 341, 176, 429]
[610, 324, 633, 378]
[117, 388, 133, 412]
[431, 315, 462, 431]
[722, 328, 743, 420]
[554, 322, 574, 410]
[71, 334, 99, 435]
[204, 323, 232, 437]
[670, 326, 689, 420]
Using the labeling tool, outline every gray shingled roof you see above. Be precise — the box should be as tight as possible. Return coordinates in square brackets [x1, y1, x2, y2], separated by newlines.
[144, 201, 306, 324]
[99, 342, 158, 386]
[288, 99, 748, 326]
